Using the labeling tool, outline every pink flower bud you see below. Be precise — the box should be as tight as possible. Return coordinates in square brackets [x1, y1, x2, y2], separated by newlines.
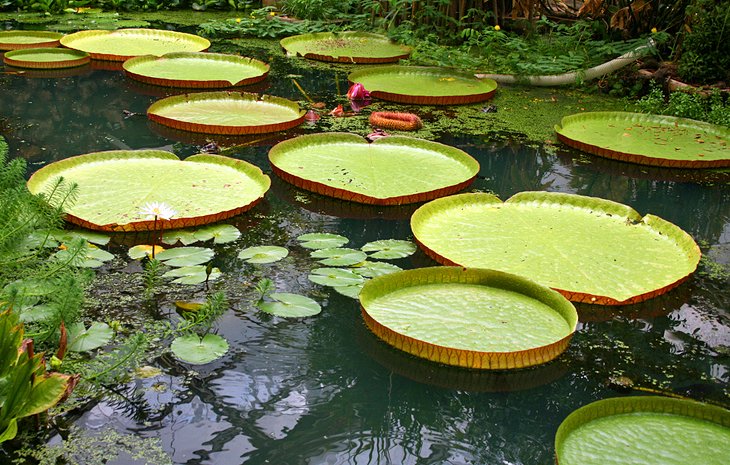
[347, 82, 370, 101]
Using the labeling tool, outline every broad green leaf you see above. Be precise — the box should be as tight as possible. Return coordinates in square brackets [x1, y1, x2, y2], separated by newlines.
[170, 333, 228, 365]
[19, 305, 55, 323]
[54, 245, 114, 268]
[67, 322, 113, 352]
[0, 419, 18, 444]
[21, 373, 73, 416]
[238, 245, 289, 264]
[361, 239, 417, 259]
[162, 265, 221, 284]
[193, 224, 241, 244]
[270, 134, 479, 204]
[333, 283, 364, 299]
[26, 150, 270, 232]
[351, 260, 402, 278]
[280, 32, 412, 63]
[53, 230, 110, 246]
[308, 268, 365, 287]
[156, 247, 214, 267]
[258, 292, 321, 317]
[60, 28, 210, 60]
[128, 244, 165, 260]
[556, 112, 730, 168]
[310, 247, 367, 266]
[297, 233, 348, 249]
[411, 192, 701, 305]
[162, 229, 198, 246]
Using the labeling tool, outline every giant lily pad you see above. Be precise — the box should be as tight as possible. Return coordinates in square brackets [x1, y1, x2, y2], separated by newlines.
[3, 48, 89, 69]
[360, 266, 578, 369]
[123, 52, 269, 88]
[0, 31, 63, 50]
[60, 28, 210, 61]
[555, 396, 730, 465]
[556, 112, 730, 168]
[411, 192, 701, 305]
[347, 66, 497, 105]
[26, 150, 270, 232]
[269, 133, 479, 205]
[147, 91, 306, 135]
[280, 31, 412, 63]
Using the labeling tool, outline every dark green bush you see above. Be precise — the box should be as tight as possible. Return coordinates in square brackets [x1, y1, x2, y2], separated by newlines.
[677, 0, 730, 84]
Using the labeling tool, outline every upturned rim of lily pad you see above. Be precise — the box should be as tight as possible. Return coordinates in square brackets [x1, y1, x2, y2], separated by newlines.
[268, 133, 479, 205]
[60, 28, 210, 61]
[347, 65, 498, 105]
[0, 31, 64, 50]
[280, 31, 412, 64]
[3, 47, 90, 69]
[359, 266, 578, 370]
[556, 111, 730, 169]
[147, 91, 306, 135]
[26, 150, 270, 232]
[554, 396, 730, 465]
[123, 52, 270, 88]
[410, 191, 701, 305]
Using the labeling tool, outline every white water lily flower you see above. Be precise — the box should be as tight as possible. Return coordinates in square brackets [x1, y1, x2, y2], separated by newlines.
[139, 201, 177, 220]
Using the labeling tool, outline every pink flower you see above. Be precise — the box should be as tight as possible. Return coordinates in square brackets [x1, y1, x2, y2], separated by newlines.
[346, 82, 370, 101]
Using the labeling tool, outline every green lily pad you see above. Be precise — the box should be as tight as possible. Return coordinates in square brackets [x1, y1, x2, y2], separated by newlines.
[192, 224, 241, 244]
[53, 230, 111, 246]
[0, 31, 63, 51]
[308, 267, 365, 287]
[269, 133, 479, 205]
[280, 31, 412, 63]
[361, 239, 417, 259]
[411, 192, 701, 305]
[147, 91, 305, 135]
[162, 265, 221, 284]
[238, 245, 289, 264]
[258, 292, 322, 317]
[310, 247, 367, 266]
[3, 47, 89, 69]
[348, 66, 498, 105]
[60, 28, 210, 61]
[351, 261, 402, 278]
[333, 283, 365, 299]
[297, 233, 349, 250]
[555, 396, 730, 465]
[128, 244, 164, 260]
[19, 305, 56, 323]
[54, 245, 114, 268]
[26, 150, 270, 232]
[67, 321, 114, 352]
[123, 52, 269, 88]
[555, 112, 730, 168]
[170, 333, 228, 364]
[360, 266, 578, 369]
[156, 247, 214, 267]
[162, 229, 199, 246]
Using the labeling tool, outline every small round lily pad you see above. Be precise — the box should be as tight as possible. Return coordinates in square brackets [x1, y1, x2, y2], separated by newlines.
[258, 293, 321, 317]
[0, 31, 63, 51]
[171, 333, 228, 364]
[310, 247, 367, 266]
[3, 48, 90, 69]
[238, 245, 289, 264]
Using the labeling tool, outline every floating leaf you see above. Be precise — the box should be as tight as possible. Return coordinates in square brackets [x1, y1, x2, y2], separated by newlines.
[128, 244, 165, 260]
[310, 247, 367, 266]
[170, 333, 228, 364]
[162, 265, 221, 284]
[258, 292, 322, 317]
[3, 47, 89, 69]
[174, 300, 206, 313]
[351, 260, 402, 278]
[53, 230, 110, 246]
[297, 233, 348, 249]
[67, 322, 114, 352]
[156, 247, 214, 267]
[162, 229, 199, 246]
[308, 267, 365, 287]
[135, 365, 162, 379]
[361, 239, 417, 259]
[55, 245, 114, 268]
[280, 31, 412, 64]
[238, 245, 289, 264]
[193, 224, 241, 244]
[333, 283, 365, 299]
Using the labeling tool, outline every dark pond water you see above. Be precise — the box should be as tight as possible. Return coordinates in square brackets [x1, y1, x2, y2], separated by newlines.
[1, 36, 728, 465]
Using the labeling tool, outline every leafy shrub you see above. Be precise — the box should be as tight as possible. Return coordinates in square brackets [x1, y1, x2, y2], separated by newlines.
[677, 0, 730, 84]
[635, 83, 730, 127]
[280, 0, 353, 20]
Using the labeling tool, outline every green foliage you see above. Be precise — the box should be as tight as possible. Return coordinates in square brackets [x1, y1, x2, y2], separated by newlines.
[198, 10, 335, 39]
[280, 0, 352, 20]
[142, 257, 163, 297]
[177, 291, 227, 336]
[678, 0, 730, 84]
[634, 83, 730, 127]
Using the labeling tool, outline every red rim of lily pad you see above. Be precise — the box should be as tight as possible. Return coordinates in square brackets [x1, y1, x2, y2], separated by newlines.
[280, 31, 412, 64]
[147, 91, 306, 135]
[3, 47, 90, 69]
[268, 133, 479, 205]
[347, 66, 497, 105]
[556, 112, 730, 169]
[123, 52, 270, 88]
[411, 192, 701, 306]
[360, 266, 578, 370]
[26, 150, 270, 232]
[60, 28, 210, 61]
[0, 31, 63, 50]
[555, 396, 730, 465]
